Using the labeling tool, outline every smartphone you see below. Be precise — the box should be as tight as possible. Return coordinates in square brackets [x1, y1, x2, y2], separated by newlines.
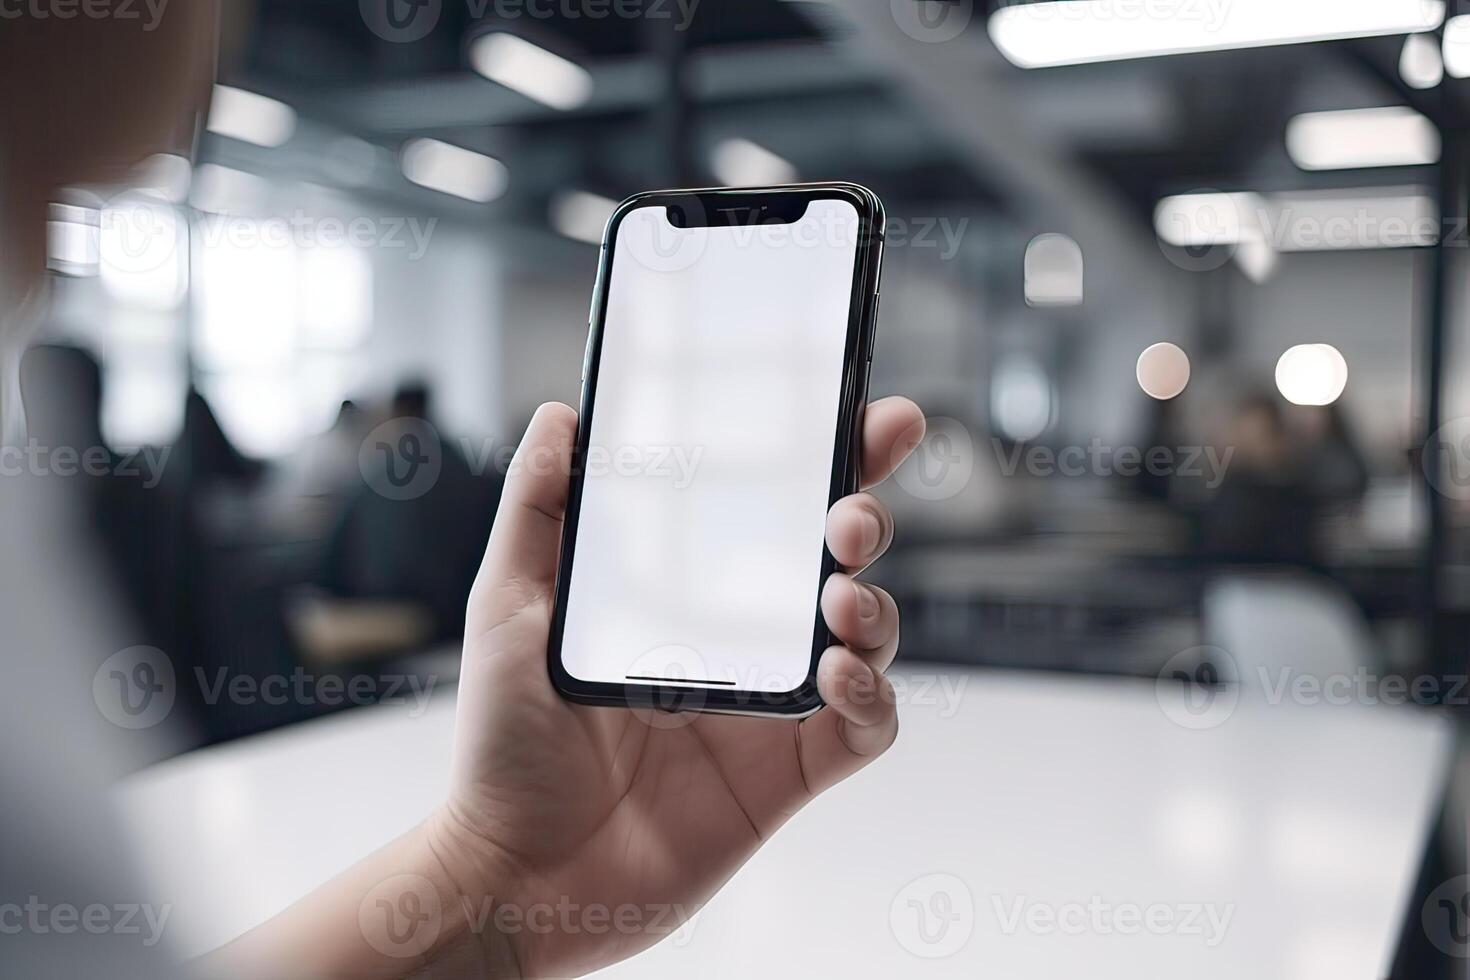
[547, 183, 885, 717]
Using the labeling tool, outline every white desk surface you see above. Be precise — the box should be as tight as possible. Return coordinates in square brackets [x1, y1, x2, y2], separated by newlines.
[118, 667, 1453, 979]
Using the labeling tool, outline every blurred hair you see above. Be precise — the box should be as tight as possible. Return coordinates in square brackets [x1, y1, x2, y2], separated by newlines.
[0, 2, 222, 298]
[392, 381, 432, 419]
[19, 344, 105, 449]
[1234, 389, 1285, 429]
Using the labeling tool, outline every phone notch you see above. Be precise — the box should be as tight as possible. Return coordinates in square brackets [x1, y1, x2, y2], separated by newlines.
[668, 196, 809, 229]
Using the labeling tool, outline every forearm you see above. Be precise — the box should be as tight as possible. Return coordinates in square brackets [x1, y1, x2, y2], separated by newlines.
[195, 815, 520, 980]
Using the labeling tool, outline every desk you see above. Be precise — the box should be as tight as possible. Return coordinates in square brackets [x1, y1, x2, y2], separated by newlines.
[118, 668, 1453, 978]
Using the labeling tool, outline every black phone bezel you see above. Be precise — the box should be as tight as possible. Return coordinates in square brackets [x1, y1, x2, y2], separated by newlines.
[546, 182, 885, 717]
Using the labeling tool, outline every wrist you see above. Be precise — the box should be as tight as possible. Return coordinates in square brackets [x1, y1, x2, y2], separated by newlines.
[420, 802, 527, 980]
[196, 816, 522, 980]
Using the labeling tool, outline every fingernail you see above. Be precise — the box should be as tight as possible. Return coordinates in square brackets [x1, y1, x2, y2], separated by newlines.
[854, 580, 879, 621]
[859, 508, 882, 556]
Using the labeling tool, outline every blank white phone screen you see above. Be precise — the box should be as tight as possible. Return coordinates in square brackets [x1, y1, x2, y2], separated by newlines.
[560, 198, 861, 693]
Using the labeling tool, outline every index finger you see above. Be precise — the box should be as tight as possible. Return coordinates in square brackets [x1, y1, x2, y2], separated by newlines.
[860, 396, 926, 489]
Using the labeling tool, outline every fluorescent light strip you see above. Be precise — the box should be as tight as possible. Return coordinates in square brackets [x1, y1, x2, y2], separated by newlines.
[1023, 233, 1085, 306]
[550, 190, 617, 245]
[710, 138, 797, 187]
[1272, 189, 1437, 250]
[1155, 192, 1267, 247]
[1399, 33, 1444, 88]
[989, 0, 1444, 69]
[470, 33, 593, 111]
[206, 85, 297, 148]
[1156, 188, 1437, 252]
[47, 203, 100, 276]
[1444, 15, 1470, 77]
[400, 139, 508, 203]
[1286, 107, 1440, 171]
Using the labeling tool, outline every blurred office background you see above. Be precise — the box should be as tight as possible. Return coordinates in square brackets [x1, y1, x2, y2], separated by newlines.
[23, 0, 1470, 748]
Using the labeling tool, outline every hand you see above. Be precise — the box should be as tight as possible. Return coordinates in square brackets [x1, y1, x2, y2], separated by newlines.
[429, 397, 926, 977]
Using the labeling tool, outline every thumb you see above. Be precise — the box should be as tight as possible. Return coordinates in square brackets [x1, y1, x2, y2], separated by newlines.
[466, 402, 578, 638]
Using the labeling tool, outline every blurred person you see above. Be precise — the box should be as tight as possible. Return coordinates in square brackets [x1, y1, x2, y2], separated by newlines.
[1, 11, 223, 979]
[0, 9, 925, 980]
[286, 398, 366, 501]
[1133, 390, 1186, 505]
[300, 382, 493, 662]
[16, 344, 105, 465]
[177, 386, 261, 485]
[1297, 401, 1371, 507]
[267, 399, 368, 538]
[1196, 390, 1321, 566]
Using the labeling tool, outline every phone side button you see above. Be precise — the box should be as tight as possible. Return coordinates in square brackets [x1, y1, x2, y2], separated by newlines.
[867, 292, 881, 363]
